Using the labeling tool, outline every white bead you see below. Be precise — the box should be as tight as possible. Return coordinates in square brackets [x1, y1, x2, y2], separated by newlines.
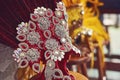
[54, 51, 59, 55]
[56, 11, 61, 15]
[48, 63, 52, 67]
[61, 20, 66, 25]
[60, 38, 66, 43]
[61, 55, 64, 58]
[87, 30, 93, 36]
[54, 57, 57, 61]
[59, 2, 63, 5]
[21, 22, 25, 26]
[51, 55, 54, 60]
[39, 11, 44, 15]
[61, 52, 65, 55]
[55, 11, 62, 17]
[58, 57, 62, 61]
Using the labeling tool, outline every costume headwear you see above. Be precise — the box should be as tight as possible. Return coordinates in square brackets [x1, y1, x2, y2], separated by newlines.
[13, 2, 81, 80]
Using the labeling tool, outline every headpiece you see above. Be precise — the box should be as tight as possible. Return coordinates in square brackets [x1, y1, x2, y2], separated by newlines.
[13, 2, 81, 80]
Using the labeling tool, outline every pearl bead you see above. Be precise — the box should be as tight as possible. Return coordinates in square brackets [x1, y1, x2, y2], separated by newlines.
[87, 30, 93, 36]
[60, 38, 66, 43]
[61, 52, 65, 55]
[61, 20, 66, 25]
[56, 11, 61, 15]
[55, 11, 62, 17]
[48, 63, 52, 67]
[39, 11, 44, 15]
[54, 51, 59, 54]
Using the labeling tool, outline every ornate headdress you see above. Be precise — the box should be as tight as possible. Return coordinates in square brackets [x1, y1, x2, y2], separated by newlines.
[13, 2, 81, 80]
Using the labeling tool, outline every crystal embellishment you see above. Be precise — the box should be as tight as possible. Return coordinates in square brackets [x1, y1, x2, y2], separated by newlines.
[27, 31, 40, 45]
[45, 39, 58, 50]
[26, 48, 40, 62]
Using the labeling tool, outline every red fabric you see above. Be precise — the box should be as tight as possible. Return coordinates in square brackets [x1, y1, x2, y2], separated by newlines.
[31, 50, 76, 80]
[0, 0, 61, 48]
